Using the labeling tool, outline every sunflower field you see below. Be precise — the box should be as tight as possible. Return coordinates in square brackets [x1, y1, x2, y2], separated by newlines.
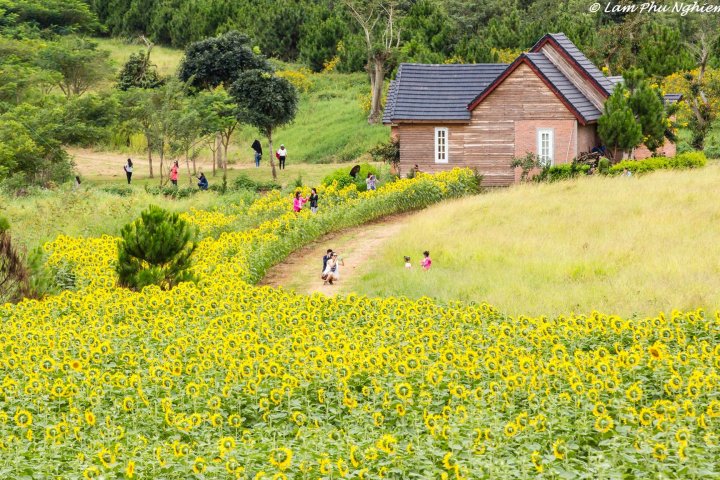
[1, 169, 720, 479]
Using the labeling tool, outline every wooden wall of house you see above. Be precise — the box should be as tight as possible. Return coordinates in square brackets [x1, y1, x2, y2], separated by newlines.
[396, 63, 583, 186]
[468, 62, 577, 185]
[577, 124, 599, 154]
[540, 45, 606, 110]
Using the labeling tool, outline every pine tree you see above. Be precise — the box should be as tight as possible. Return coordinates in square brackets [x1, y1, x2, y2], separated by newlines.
[623, 69, 668, 153]
[116, 206, 198, 291]
[598, 84, 642, 162]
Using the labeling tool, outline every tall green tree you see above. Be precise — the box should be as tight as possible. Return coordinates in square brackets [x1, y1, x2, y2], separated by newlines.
[343, 0, 406, 124]
[37, 36, 111, 97]
[229, 70, 298, 181]
[178, 30, 270, 91]
[624, 69, 667, 152]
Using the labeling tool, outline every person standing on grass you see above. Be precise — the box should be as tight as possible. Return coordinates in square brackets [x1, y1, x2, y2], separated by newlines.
[309, 188, 319, 213]
[252, 139, 263, 168]
[293, 191, 307, 212]
[421, 250, 432, 270]
[366, 173, 377, 191]
[123, 159, 133, 184]
[277, 144, 288, 170]
[170, 161, 179, 187]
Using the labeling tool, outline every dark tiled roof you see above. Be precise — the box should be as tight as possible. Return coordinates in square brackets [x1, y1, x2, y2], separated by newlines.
[664, 93, 683, 104]
[382, 80, 398, 124]
[532, 33, 614, 96]
[525, 53, 602, 122]
[607, 75, 683, 105]
[382, 63, 507, 123]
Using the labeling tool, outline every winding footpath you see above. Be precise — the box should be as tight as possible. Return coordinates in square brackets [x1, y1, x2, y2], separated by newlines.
[259, 213, 413, 296]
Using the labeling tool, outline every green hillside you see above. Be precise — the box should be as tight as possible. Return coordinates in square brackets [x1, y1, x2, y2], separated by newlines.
[95, 38, 389, 164]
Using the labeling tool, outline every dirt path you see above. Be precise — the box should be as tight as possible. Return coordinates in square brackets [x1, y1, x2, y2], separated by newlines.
[259, 214, 412, 296]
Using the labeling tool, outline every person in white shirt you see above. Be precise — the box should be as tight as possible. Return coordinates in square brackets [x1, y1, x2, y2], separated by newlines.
[276, 144, 287, 170]
[123, 159, 133, 184]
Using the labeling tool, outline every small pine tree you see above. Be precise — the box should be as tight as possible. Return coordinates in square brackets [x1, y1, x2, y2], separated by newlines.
[598, 84, 643, 162]
[116, 206, 198, 290]
[117, 50, 164, 91]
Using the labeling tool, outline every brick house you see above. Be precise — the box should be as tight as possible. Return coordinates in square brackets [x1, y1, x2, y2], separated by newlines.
[382, 33, 680, 186]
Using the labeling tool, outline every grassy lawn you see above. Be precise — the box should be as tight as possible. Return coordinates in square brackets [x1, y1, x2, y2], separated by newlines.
[349, 164, 720, 317]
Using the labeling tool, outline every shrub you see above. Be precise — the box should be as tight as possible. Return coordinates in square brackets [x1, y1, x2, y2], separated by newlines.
[103, 186, 134, 197]
[598, 157, 610, 174]
[608, 151, 707, 175]
[232, 174, 280, 192]
[369, 139, 400, 169]
[510, 152, 541, 182]
[322, 163, 380, 192]
[535, 164, 590, 182]
[704, 142, 720, 159]
[116, 206, 198, 291]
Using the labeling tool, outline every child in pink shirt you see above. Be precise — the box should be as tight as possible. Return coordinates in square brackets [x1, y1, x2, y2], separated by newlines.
[421, 250, 431, 270]
[293, 191, 307, 212]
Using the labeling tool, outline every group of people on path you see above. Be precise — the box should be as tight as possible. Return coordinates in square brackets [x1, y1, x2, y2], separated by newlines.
[123, 158, 208, 190]
[322, 249, 344, 285]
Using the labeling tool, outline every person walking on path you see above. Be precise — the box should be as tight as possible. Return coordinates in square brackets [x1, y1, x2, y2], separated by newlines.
[170, 161, 179, 187]
[366, 173, 377, 191]
[309, 188, 319, 213]
[421, 250, 432, 270]
[252, 139, 263, 168]
[123, 159, 133, 184]
[276, 144, 288, 170]
[293, 191, 307, 212]
[197, 172, 209, 190]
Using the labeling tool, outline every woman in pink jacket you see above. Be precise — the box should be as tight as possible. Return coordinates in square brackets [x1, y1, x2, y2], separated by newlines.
[293, 191, 307, 212]
[170, 161, 179, 186]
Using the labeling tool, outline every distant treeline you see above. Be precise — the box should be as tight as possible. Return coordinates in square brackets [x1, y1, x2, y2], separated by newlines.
[80, 0, 714, 77]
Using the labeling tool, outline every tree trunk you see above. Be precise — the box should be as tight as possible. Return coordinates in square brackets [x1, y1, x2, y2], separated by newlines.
[268, 130, 277, 181]
[222, 138, 229, 185]
[368, 56, 385, 124]
[158, 140, 165, 186]
[145, 133, 154, 178]
[214, 134, 222, 177]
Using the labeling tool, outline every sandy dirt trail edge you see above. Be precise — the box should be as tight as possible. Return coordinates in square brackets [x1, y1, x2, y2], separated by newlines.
[258, 213, 413, 296]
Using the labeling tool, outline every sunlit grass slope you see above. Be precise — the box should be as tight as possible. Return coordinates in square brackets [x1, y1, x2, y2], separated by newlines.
[351, 165, 720, 317]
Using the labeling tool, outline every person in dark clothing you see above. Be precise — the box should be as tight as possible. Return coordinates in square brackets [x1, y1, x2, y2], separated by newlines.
[309, 188, 319, 213]
[252, 139, 263, 168]
[322, 249, 333, 276]
[197, 172, 209, 190]
[123, 159, 133, 184]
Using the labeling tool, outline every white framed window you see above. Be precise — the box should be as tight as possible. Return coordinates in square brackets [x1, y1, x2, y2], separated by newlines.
[537, 128, 554, 166]
[435, 127, 449, 163]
